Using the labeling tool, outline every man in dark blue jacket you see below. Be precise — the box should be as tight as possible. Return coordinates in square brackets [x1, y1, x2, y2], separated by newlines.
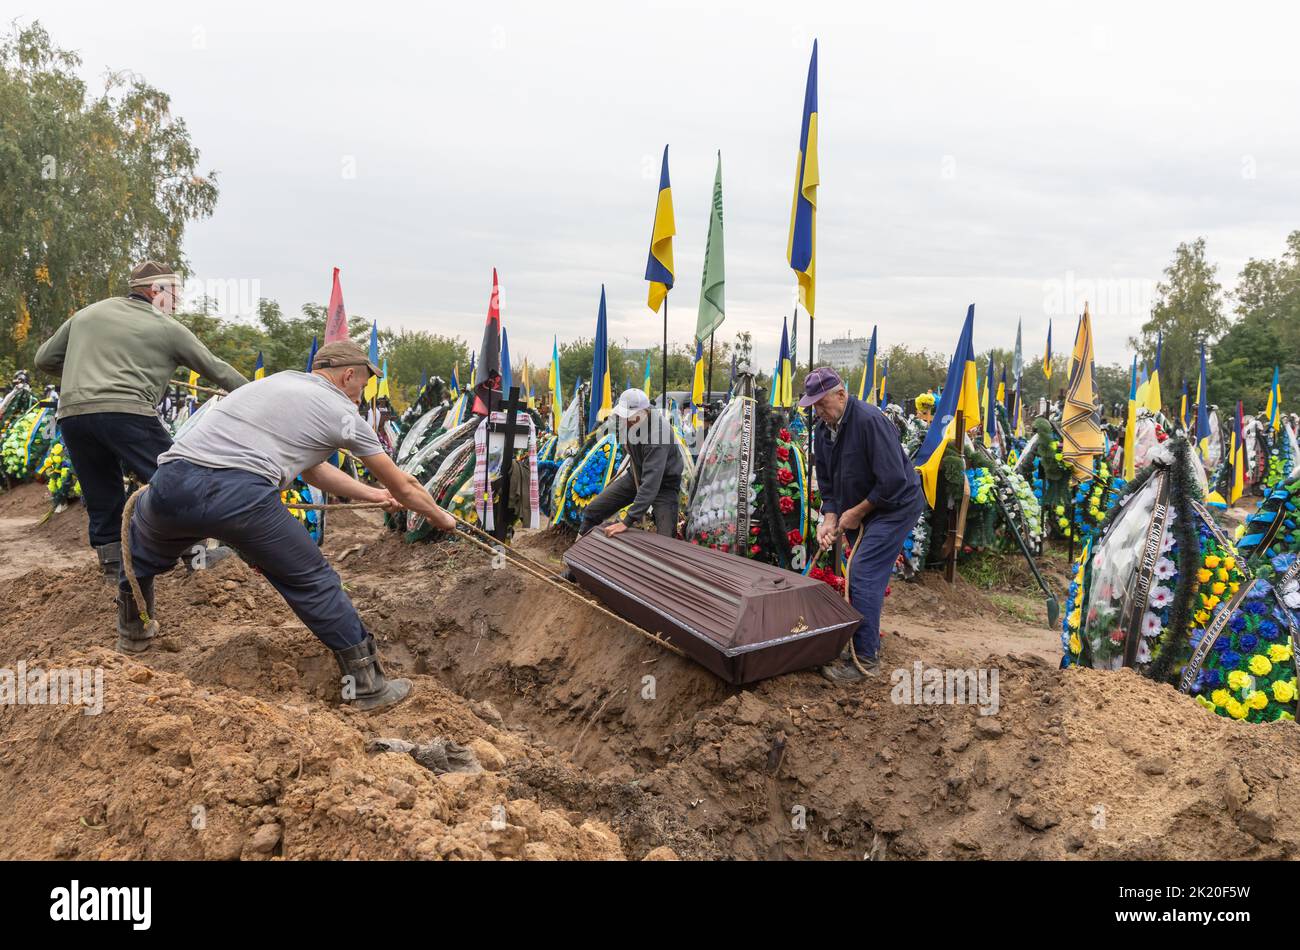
[802, 367, 925, 682]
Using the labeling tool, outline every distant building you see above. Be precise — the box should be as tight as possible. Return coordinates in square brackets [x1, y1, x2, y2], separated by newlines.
[818, 336, 870, 370]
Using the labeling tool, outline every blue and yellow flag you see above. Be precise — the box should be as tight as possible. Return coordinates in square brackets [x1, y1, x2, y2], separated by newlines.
[378, 359, 390, 400]
[858, 326, 877, 401]
[642, 354, 652, 398]
[1178, 379, 1187, 430]
[1229, 401, 1246, 504]
[645, 147, 676, 313]
[690, 339, 706, 428]
[589, 286, 612, 430]
[450, 362, 461, 400]
[1124, 357, 1138, 481]
[1144, 333, 1163, 414]
[548, 338, 563, 431]
[1196, 344, 1210, 460]
[500, 328, 513, 398]
[772, 318, 792, 408]
[787, 40, 819, 318]
[1266, 365, 1281, 434]
[254, 351, 265, 380]
[1043, 320, 1052, 383]
[914, 305, 980, 507]
[363, 321, 380, 402]
[877, 358, 888, 407]
[982, 354, 997, 447]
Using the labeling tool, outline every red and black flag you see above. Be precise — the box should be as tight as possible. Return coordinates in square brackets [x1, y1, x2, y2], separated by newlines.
[472, 268, 503, 415]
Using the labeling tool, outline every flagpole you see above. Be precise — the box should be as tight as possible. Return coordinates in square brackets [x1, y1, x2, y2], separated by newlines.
[706, 332, 715, 406]
[662, 299, 669, 412]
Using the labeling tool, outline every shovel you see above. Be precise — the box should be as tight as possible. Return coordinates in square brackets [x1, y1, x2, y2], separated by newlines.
[992, 492, 1060, 630]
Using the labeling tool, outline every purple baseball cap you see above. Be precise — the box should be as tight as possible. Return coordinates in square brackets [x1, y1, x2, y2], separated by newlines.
[798, 366, 845, 407]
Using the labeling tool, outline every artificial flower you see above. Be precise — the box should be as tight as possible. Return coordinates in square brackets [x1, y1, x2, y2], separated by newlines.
[1249, 654, 1273, 677]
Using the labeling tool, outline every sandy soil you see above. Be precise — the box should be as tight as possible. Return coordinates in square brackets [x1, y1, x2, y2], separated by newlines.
[0, 483, 1296, 861]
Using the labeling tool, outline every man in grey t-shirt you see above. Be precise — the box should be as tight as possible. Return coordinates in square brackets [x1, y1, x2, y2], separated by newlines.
[120, 340, 455, 712]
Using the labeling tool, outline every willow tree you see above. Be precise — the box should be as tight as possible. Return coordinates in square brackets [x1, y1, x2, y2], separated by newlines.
[0, 21, 218, 374]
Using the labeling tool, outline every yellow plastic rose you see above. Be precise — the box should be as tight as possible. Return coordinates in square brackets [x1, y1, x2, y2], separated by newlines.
[1196, 568, 1212, 584]
[1227, 670, 1251, 690]
[1204, 555, 1221, 569]
[1211, 689, 1231, 707]
[1216, 569, 1228, 582]
[1269, 643, 1292, 663]
[1194, 610, 1210, 625]
[1225, 698, 1248, 719]
[1246, 690, 1269, 711]
[1202, 595, 1220, 610]
[1223, 556, 1235, 570]
[1211, 582, 1226, 596]
[1229, 583, 1240, 594]
[1249, 654, 1272, 677]
[1271, 680, 1296, 703]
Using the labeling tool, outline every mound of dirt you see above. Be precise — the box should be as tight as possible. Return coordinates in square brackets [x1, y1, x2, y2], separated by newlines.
[1, 481, 1298, 861]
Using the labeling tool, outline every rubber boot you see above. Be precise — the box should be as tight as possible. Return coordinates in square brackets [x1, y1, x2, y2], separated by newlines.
[116, 577, 158, 653]
[96, 541, 122, 582]
[333, 635, 412, 712]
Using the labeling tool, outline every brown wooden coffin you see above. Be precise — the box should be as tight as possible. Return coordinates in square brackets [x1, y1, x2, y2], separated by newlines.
[563, 530, 862, 684]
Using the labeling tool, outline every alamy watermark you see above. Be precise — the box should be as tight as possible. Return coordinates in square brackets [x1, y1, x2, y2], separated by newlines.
[1042, 270, 1157, 322]
[0, 661, 103, 716]
[890, 661, 999, 716]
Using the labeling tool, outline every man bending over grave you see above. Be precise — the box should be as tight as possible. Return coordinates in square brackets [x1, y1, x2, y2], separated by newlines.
[118, 340, 456, 712]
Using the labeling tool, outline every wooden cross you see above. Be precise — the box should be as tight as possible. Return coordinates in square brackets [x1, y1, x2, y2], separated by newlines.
[487, 385, 530, 540]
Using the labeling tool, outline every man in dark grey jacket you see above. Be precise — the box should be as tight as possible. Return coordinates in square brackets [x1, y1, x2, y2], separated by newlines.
[579, 389, 683, 537]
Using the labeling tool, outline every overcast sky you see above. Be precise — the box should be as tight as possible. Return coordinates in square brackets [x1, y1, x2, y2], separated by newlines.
[20, 0, 1300, 371]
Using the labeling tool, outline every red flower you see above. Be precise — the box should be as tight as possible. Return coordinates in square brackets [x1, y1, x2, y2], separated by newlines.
[777, 467, 794, 485]
[787, 529, 803, 545]
[776, 446, 790, 462]
[779, 428, 792, 442]
[779, 496, 795, 515]
[750, 544, 762, 555]
[720, 544, 730, 552]
[751, 525, 761, 535]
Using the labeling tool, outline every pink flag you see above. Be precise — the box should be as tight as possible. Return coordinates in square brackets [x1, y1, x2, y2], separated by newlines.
[324, 267, 348, 342]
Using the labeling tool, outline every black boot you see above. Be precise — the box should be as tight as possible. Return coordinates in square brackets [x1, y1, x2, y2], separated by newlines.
[96, 542, 122, 582]
[116, 578, 158, 653]
[333, 635, 412, 712]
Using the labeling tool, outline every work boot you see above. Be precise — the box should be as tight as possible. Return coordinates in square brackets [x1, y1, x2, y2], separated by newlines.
[820, 649, 878, 684]
[333, 635, 412, 712]
[96, 542, 122, 582]
[116, 578, 158, 653]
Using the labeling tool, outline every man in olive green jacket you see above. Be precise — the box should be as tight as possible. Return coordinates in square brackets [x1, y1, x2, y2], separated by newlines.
[34, 261, 247, 577]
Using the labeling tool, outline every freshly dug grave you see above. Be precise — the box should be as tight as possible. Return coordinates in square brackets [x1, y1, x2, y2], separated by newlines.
[0, 482, 1297, 861]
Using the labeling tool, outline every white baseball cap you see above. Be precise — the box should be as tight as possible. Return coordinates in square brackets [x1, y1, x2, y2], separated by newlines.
[611, 388, 651, 418]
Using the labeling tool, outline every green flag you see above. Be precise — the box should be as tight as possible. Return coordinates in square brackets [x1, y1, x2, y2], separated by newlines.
[695, 151, 725, 343]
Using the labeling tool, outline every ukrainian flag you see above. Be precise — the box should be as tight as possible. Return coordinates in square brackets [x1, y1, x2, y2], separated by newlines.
[1179, 379, 1187, 431]
[914, 305, 980, 507]
[548, 338, 563, 431]
[1124, 357, 1137, 480]
[690, 339, 706, 427]
[589, 286, 612, 430]
[378, 359, 390, 399]
[858, 326, 876, 401]
[642, 354, 653, 398]
[877, 358, 888, 407]
[254, 351, 265, 380]
[450, 362, 461, 400]
[363, 322, 379, 402]
[644, 147, 676, 313]
[1043, 320, 1052, 383]
[982, 354, 996, 448]
[787, 40, 819, 318]
[1266, 365, 1281, 434]
[1196, 344, 1210, 460]
[500, 328, 513, 398]
[772, 319, 792, 408]
[1145, 334, 1163, 414]
[1229, 401, 1246, 504]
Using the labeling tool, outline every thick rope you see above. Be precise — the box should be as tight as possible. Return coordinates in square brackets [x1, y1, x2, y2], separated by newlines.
[122, 495, 684, 659]
[169, 377, 228, 397]
[121, 485, 152, 624]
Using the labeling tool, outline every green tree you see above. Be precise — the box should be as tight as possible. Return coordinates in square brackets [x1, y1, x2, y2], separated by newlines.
[1, 21, 218, 369]
[1129, 237, 1227, 402]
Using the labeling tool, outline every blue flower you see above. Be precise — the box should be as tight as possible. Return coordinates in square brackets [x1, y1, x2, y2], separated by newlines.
[1259, 620, 1280, 640]
[1239, 633, 1259, 652]
[1212, 636, 1230, 653]
[1201, 668, 1223, 687]
[1220, 650, 1241, 668]
[1229, 615, 1247, 633]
